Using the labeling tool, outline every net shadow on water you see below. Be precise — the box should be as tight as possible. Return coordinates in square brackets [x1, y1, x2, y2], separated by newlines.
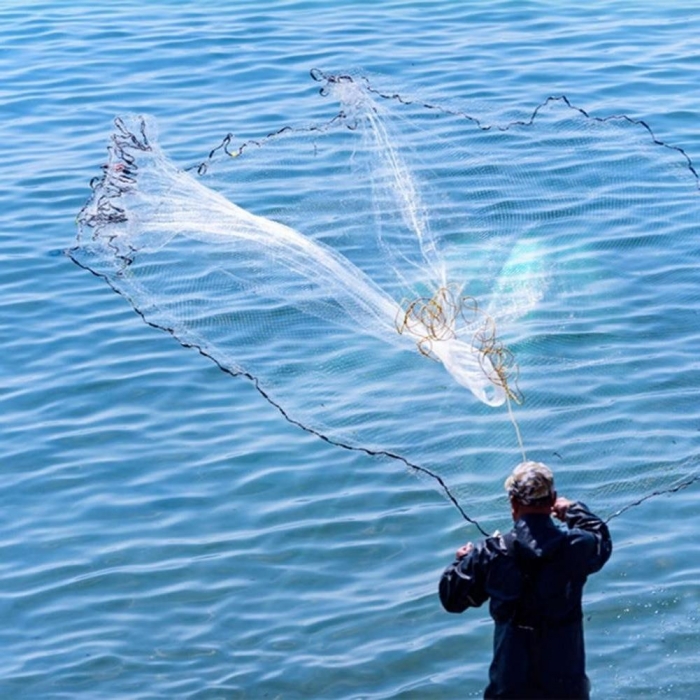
[68, 70, 700, 536]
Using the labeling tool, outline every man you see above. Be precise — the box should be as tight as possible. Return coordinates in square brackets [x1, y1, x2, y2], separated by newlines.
[439, 461, 612, 699]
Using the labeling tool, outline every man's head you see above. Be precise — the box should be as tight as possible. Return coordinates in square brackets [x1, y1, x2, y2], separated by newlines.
[504, 460, 556, 518]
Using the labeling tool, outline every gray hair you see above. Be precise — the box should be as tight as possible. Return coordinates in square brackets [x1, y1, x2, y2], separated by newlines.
[504, 461, 555, 506]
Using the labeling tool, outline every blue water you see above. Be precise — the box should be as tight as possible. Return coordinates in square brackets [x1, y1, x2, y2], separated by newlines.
[3, 1, 700, 697]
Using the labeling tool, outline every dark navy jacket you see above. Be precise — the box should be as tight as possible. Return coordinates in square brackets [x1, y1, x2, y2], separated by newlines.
[439, 502, 612, 699]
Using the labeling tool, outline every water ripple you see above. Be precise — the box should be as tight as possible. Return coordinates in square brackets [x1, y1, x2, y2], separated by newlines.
[3, 1, 700, 698]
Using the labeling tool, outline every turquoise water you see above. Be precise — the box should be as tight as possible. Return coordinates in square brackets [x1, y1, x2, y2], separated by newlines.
[3, 1, 700, 697]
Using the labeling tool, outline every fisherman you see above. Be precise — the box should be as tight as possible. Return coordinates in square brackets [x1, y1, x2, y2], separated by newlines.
[439, 461, 612, 699]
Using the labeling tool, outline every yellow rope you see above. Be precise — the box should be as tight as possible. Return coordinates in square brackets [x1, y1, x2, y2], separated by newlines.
[507, 392, 527, 462]
[395, 284, 523, 404]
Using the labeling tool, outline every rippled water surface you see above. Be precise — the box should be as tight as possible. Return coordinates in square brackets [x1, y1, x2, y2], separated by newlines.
[3, 2, 700, 698]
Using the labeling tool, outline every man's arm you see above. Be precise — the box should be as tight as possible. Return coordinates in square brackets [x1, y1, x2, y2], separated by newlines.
[553, 497, 613, 574]
[438, 540, 491, 613]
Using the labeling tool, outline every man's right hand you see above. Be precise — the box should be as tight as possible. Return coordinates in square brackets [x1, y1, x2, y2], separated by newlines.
[456, 542, 474, 559]
[552, 497, 574, 521]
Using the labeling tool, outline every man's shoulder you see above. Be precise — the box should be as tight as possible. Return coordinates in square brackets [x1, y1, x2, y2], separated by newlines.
[460, 532, 512, 570]
[483, 531, 511, 555]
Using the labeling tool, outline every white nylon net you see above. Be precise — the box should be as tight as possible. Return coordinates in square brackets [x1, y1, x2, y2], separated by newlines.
[70, 72, 700, 533]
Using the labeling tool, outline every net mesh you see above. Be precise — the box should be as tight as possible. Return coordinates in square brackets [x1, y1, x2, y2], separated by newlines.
[69, 71, 700, 534]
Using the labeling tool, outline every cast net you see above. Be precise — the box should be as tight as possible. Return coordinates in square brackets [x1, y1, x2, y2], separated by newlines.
[69, 71, 700, 534]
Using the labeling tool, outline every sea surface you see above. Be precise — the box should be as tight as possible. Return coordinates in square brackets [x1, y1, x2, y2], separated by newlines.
[3, 1, 700, 698]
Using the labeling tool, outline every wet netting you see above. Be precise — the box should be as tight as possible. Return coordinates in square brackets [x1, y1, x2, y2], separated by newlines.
[69, 71, 700, 535]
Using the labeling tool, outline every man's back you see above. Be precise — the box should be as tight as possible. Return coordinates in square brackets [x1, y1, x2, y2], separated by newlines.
[440, 500, 612, 699]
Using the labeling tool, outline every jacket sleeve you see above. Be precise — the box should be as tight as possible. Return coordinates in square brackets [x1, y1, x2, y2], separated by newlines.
[438, 541, 492, 613]
[565, 501, 613, 574]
